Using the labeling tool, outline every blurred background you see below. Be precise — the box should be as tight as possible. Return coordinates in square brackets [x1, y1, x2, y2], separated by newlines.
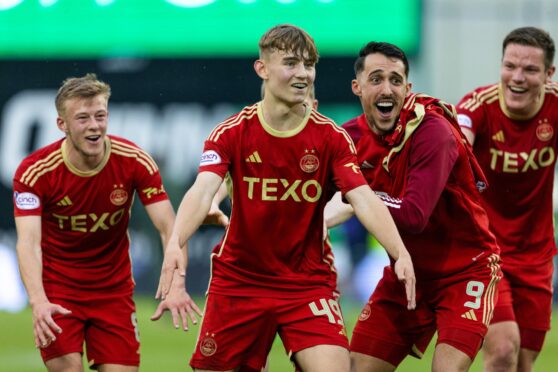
[1, 0, 558, 369]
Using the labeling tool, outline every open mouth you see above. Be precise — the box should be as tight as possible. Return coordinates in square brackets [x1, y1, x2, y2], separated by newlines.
[509, 86, 528, 94]
[292, 83, 307, 91]
[85, 135, 102, 143]
[376, 101, 395, 116]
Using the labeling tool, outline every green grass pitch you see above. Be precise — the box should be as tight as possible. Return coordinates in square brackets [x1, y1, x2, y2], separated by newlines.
[1, 297, 557, 371]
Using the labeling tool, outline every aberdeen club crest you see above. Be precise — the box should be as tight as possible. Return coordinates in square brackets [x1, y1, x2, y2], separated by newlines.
[300, 149, 319, 173]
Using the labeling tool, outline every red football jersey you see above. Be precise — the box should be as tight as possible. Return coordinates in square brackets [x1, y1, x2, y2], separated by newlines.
[13, 135, 168, 299]
[199, 103, 367, 298]
[457, 83, 558, 264]
[344, 96, 499, 280]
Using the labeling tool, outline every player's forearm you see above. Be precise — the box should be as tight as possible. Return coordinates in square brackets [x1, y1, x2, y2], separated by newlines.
[324, 192, 354, 228]
[16, 241, 48, 307]
[347, 185, 408, 260]
[172, 186, 214, 250]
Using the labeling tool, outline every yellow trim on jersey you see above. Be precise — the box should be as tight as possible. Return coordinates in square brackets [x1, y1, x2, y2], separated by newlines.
[257, 101, 310, 138]
[111, 138, 158, 175]
[20, 149, 64, 186]
[459, 84, 499, 112]
[498, 83, 545, 121]
[382, 103, 425, 172]
[312, 112, 358, 155]
[62, 137, 111, 177]
[208, 104, 258, 143]
[482, 254, 501, 326]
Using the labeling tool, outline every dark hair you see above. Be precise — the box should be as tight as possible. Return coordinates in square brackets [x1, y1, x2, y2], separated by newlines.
[55, 73, 111, 116]
[354, 42, 409, 77]
[503, 27, 555, 69]
[259, 24, 319, 64]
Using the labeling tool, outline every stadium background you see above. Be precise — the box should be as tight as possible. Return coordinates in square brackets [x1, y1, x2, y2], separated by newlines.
[1, 0, 558, 370]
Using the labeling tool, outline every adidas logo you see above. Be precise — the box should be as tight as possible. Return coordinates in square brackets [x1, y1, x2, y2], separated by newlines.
[245, 151, 262, 163]
[56, 195, 72, 206]
[461, 309, 477, 321]
[491, 130, 505, 142]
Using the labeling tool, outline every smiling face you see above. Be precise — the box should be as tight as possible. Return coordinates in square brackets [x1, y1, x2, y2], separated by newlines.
[256, 48, 316, 107]
[57, 94, 109, 170]
[501, 43, 555, 117]
[352, 53, 411, 135]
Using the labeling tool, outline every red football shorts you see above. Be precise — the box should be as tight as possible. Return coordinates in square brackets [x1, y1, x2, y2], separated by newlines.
[40, 294, 140, 368]
[491, 258, 554, 351]
[190, 292, 349, 371]
[351, 259, 501, 366]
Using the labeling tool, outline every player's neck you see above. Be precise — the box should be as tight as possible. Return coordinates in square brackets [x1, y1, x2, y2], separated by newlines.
[260, 97, 307, 131]
[63, 139, 107, 172]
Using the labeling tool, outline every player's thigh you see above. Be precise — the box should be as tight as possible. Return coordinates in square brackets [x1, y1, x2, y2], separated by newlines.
[278, 294, 349, 358]
[351, 270, 436, 367]
[294, 344, 349, 372]
[506, 260, 553, 351]
[350, 351, 396, 372]
[190, 294, 277, 371]
[434, 261, 500, 361]
[40, 298, 86, 365]
[483, 321, 520, 358]
[432, 343, 472, 372]
[85, 295, 140, 368]
[44, 352, 82, 372]
[97, 364, 138, 372]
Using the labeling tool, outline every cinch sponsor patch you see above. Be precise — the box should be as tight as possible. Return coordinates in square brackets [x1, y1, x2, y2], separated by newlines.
[457, 114, 473, 128]
[200, 150, 221, 166]
[14, 192, 40, 210]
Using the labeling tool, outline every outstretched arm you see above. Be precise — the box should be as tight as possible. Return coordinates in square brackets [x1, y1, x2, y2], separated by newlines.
[156, 171, 223, 300]
[15, 216, 71, 348]
[324, 191, 354, 228]
[345, 185, 416, 310]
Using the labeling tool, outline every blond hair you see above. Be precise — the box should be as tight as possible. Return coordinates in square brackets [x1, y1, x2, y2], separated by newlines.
[55, 73, 111, 116]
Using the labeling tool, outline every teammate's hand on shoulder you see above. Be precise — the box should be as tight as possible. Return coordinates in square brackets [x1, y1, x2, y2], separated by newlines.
[31, 300, 71, 348]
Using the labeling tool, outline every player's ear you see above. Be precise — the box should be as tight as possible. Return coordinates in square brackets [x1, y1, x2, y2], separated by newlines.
[56, 117, 68, 133]
[254, 59, 268, 80]
[351, 79, 362, 97]
[546, 64, 556, 82]
[406, 82, 413, 96]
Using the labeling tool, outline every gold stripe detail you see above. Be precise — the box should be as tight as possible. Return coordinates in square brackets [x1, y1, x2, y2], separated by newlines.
[20, 150, 63, 185]
[27, 158, 65, 187]
[312, 112, 358, 155]
[111, 139, 158, 173]
[482, 254, 501, 326]
[253, 151, 262, 163]
[460, 85, 499, 112]
[208, 104, 257, 142]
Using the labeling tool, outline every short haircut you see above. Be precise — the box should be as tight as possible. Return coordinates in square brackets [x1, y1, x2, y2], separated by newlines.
[354, 42, 409, 78]
[503, 27, 555, 70]
[258, 24, 319, 64]
[55, 73, 111, 116]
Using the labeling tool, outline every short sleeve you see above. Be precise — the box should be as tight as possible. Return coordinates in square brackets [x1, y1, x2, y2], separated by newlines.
[329, 126, 368, 194]
[456, 90, 488, 136]
[13, 162, 44, 217]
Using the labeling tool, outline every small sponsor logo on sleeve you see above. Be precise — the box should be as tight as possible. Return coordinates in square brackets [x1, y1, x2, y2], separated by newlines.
[457, 114, 473, 129]
[200, 150, 221, 166]
[14, 192, 40, 210]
